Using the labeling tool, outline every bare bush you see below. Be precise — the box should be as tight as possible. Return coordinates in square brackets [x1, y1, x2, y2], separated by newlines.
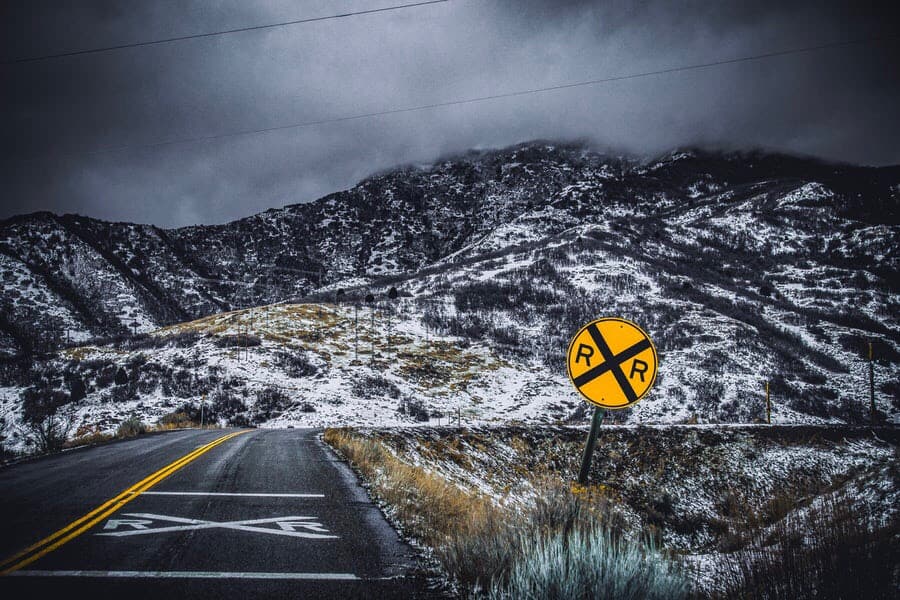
[21, 386, 71, 453]
[716, 497, 898, 599]
[116, 416, 146, 437]
[275, 351, 318, 378]
[214, 333, 261, 348]
[254, 387, 290, 422]
[352, 374, 401, 400]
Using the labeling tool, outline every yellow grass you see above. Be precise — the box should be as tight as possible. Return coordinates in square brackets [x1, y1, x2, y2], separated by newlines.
[323, 428, 624, 595]
[323, 428, 498, 548]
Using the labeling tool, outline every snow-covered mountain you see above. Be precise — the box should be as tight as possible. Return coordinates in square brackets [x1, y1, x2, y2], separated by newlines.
[1, 141, 898, 447]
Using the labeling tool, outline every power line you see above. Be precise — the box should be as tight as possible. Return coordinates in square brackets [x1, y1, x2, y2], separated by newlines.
[13, 34, 897, 162]
[2, 0, 449, 65]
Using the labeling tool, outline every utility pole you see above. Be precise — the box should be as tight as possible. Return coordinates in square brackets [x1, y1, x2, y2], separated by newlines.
[316, 267, 325, 338]
[387, 287, 398, 360]
[200, 394, 205, 429]
[354, 303, 359, 361]
[869, 342, 876, 424]
[765, 381, 771, 424]
[365, 294, 375, 367]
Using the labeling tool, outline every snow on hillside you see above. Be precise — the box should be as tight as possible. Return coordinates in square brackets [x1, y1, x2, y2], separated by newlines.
[0, 142, 897, 453]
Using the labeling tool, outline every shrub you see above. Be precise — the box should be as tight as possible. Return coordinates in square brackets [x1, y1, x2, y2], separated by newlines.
[109, 382, 137, 403]
[421, 301, 451, 332]
[114, 367, 129, 386]
[447, 314, 490, 340]
[210, 390, 246, 422]
[399, 398, 430, 421]
[158, 410, 194, 429]
[352, 374, 401, 400]
[453, 280, 557, 313]
[255, 387, 290, 421]
[214, 333, 261, 348]
[67, 376, 87, 402]
[116, 416, 146, 437]
[165, 332, 203, 348]
[275, 351, 318, 378]
[21, 385, 71, 453]
[487, 524, 689, 600]
[693, 377, 725, 418]
[718, 497, 898, 599]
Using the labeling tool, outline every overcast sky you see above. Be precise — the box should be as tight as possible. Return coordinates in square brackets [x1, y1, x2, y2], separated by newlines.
[1, 0, 897, 227]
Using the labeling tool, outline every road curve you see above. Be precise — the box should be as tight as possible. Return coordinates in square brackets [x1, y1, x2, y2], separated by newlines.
[0, 428, 436, 599]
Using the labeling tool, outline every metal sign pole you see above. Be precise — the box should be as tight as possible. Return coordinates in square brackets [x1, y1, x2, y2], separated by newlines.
[577, 407, 604, 485]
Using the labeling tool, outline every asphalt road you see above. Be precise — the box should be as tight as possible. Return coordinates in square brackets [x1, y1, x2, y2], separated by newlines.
[0, 428, 436, 599]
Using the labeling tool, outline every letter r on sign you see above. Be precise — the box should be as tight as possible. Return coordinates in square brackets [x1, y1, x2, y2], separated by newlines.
[575, 344, 594, 366]
[629, 359, 649, 382]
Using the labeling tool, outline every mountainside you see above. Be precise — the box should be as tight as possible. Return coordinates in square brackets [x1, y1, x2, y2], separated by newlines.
[1, 142, 898, 446]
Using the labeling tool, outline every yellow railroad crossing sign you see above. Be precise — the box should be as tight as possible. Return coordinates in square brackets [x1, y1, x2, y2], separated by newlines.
[566, 317, 658, 409]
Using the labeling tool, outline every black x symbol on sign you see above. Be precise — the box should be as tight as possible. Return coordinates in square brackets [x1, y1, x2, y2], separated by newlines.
[572, 323, 652, 404]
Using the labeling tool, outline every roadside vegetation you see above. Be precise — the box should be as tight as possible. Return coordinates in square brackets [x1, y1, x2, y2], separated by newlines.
[0, 405, 219, 465]
[714, 496, 899, 599]
[324, 427, 690, 598]
[324, 426, 898, 598]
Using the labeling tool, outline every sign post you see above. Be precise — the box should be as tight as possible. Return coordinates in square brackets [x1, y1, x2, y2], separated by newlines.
[576, 407, 605, 485]
[566, 317, 658, 487]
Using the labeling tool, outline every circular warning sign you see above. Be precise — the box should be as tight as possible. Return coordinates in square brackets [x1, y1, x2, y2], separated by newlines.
[566, 317, 658, 409]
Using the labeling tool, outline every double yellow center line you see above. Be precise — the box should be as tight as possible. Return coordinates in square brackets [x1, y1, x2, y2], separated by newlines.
[0, 430, 249, 575]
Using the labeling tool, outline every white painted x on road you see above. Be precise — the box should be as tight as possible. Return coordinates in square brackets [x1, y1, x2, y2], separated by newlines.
[97, 513, 339, 539]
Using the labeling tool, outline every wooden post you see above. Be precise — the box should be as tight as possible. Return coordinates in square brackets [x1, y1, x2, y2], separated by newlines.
[765, 381, 771, 424]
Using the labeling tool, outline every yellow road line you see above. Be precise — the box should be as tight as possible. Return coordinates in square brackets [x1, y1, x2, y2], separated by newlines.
[1, 435, 220, 566]
[0, 430, 249, 575]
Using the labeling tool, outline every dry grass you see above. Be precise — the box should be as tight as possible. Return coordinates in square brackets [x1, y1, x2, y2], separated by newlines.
[324, 428, 686, 597]
[63, 414, 210, 451]
[64, 430, 115, 449]
[324, 428, 496, 551]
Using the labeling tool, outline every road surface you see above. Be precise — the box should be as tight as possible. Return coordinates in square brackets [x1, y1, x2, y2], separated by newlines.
[0, 428, 436, 598]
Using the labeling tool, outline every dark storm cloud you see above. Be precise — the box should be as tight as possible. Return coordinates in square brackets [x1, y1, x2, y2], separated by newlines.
[1, 0, 897, 227]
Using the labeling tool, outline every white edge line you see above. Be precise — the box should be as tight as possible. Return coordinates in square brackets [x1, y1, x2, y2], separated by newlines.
[138, 492, 325, 498]
[11, 570, 359, 580]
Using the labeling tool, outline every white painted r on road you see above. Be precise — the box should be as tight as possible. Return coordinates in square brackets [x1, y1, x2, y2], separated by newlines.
[103, 519, 153, 531]
[98, 513, 339, 539]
